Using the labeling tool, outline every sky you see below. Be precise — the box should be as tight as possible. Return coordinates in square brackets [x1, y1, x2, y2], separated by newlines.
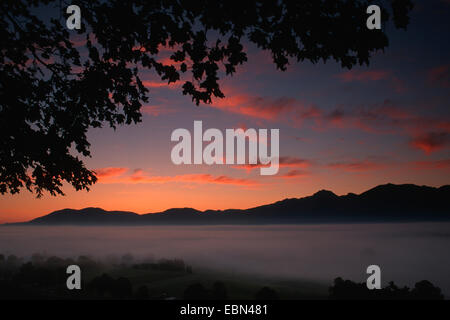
[1, 1, 450, 223]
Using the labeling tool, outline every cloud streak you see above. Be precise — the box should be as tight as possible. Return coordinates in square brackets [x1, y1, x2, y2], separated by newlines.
[210, 90, 296, 120]
[142, 80, 181, 89]
[95, 167, 128, 178]
[232, 156, 311, 172]
[96, 167, 259, 187]
[326, 160, 385, 172]
[410, 132, 449, 154]
[202, 85, 449, 155]
[276, 169, 309, 179]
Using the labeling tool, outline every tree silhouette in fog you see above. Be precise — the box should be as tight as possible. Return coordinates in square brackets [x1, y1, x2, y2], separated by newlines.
[0, 253, 446, 300]
[255, 286, 279, 300]
[0, 0, 413, 197]
[212, 281, 228, 300]
[135, 285, 150, 300]
[183, 283, 209, 300]
[329, 277, 444, 300]
[87, 273, 133, 299]
[411, 280, 445, 300]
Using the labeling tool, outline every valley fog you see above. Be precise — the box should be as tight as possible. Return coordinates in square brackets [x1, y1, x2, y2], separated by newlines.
[1, 223, 450, 295]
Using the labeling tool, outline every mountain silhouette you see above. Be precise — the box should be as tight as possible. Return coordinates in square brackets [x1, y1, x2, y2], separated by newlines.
[27, 207, 140, 225]
[5, 183, 450, 226]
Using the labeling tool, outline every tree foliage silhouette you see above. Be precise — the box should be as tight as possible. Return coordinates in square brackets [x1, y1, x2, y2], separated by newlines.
[329, 277, 444, 300]
[183, 283, 208, 300]
[0, 0, 413, 197]
[254, 286, 279, 300]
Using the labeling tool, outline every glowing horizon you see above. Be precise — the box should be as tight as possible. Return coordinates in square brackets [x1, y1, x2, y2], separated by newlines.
[1, 3, 450, 224]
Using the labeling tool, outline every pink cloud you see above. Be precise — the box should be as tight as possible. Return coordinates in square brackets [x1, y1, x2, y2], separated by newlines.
[276, 169, 309, 179]
[142, 80, 181, 89]
[95, 167, 128, 178]
[293, 102, 450, 154]
[141, 105, 173, 116]
[157, 56, 183, 67]
[410, 132, 449, 154]
[211, 94, 296, 121]
[97, 168, 259, 187]
[208, 86, 449, 154]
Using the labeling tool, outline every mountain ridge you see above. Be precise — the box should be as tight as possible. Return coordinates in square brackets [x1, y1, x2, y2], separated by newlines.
[4, 183, 450, 226]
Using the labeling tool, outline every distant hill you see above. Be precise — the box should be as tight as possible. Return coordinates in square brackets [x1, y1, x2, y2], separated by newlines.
[5, 183, 450, 226]
[27, 207, 140, 225]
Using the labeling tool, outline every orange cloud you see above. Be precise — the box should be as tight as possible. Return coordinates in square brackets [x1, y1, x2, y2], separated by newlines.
[277, 169, 309, 179]
[142, 80, 180, 89]
[410, 132, 449, 154]
[209, 87, 449, 155]
[211, 93, 296, 120]
[210, 87, 411, 132]
[95, 167, 128, 178]
[96, 167, 259, 187]
[157, 56, 183, 67]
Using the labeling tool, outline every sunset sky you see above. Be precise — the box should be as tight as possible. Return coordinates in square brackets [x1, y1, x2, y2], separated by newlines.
[1, 1, 449, 223]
